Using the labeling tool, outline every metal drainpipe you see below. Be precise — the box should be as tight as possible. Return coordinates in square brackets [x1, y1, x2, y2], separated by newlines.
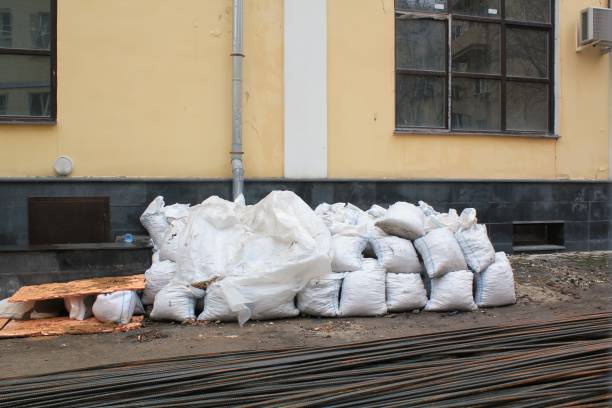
[231, 0, 245, 200]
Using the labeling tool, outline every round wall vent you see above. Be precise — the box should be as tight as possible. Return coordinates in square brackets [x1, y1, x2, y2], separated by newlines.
[53, 156, 73, 176]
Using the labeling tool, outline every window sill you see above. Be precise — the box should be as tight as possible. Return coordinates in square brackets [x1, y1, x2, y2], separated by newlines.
[0, 117, 57, 125]
[394, 128, 559, 139]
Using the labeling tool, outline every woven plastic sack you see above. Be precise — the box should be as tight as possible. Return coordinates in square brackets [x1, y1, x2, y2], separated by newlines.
[386, 273, 428, 312]
[142, 259, 177, 305]
[297, 273, 345, 317]
[158, 218, 187, 262]
[419, 201, 461, 233]
[92, 291, 144, 325]
[140, 196, 170, 248]
[370, 236, 422, 273]
[375, 202, 425, 240]
[331, 227, 367, 272]
[338, 259, 387, 317]
[475, 252, 516, 307]
[366, 204, 387, 219]
[150, 283, 205, 322]
[64, 295, 95, 320]
[425, 270, 477, 312]
[414, 228, 467, 278]
[198, 282, 299, 322]
[0, 298, 34, 319]
[455, 209, 495, 273]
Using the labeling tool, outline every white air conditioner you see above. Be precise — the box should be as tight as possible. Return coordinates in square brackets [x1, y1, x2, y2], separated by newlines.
[578, 7, 612, 53]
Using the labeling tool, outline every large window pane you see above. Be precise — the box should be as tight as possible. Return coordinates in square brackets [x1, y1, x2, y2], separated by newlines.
[396, 0, 447, 13]
[450, 0, 500, 18]
[0, 54, 50, 116]
[507, 28, 548, 79]
[397, 19, 446, 71]
[451, 78, 500, 131]
[0, 0, 50, 50]
[452, 21, 500, 74]
[396, 75, 446, 128]
[506, 0, 550, 23]
[506, 82, 548, 131]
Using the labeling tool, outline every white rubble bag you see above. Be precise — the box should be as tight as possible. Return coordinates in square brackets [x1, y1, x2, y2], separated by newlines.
[150, 283, 205, 322]
[338, 259, 387, 317]
[158, 218, 187, 262]
[140, 196, 170, 248]
[163, 203, 190, 222]
[455, 208, 496, 273]
[198, 282, 299, 321]
[64, 296, 95, 320]
[375, 202, 425, 240]
[142, 259, 177, 305]
[366, 204, 387, 219]
[297, 273, 345, 317]
[183, 191, 331, 325]
[419, 201, 461, 233]
[386, 273, 428, 312]
[414, 228, 468, 278]
[315, 203, 369, 229]
[370, 235, 422, 273]
[475, 252, 516, 307]
[331, 225, 368, 272]
[424, 270, 477, 312]
[0, 298, 34, 319]
[92, 291, 144, 325]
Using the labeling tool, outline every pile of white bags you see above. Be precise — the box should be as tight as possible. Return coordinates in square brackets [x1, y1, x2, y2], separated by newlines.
[135, 194, 516, 324]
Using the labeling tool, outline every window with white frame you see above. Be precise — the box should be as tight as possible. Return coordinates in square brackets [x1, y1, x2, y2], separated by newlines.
[395, 0, 553, 134]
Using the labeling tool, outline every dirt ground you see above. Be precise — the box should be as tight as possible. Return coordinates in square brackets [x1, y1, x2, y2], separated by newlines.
[1, 251, 610, 379]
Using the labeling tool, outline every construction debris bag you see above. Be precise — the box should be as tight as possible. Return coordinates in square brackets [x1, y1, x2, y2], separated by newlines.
[315, 203, 369, 229]
[331, 225, 368, 272]
[386, 273, 428, 312]
[475, 252, 516, 307]
[375, 202, 425, 240]
[198, 282, 299, 322]
[366, 204, 387, 219]
[425, 270, 477, 312]
[338, 259, 387, 317]
[92, 291, 144, 325]
[142, 259, 177, 305]
[158, 218, 187, 262]
[419, 201, 461, 233]
[370, 235, 422, 273]
[297, 273, 345, 317]
[140, 196, 170, 248]
[150, 283, 205, 322]
[414, 228, 468, 278]
[455, 209, 495, 273]
[0, 298, 34, 319]
[64, 295, 95, 320]
[180, 191, 331, 325]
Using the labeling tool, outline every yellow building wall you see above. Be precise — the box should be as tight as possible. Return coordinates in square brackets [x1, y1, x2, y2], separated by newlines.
[327, 0, 610, 180]
[0, 0, 609, 180]
[0, 0, 284, 178]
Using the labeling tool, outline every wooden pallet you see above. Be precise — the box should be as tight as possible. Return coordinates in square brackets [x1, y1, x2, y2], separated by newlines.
[0, 316, 143, 338]
[9, 274, 144, 303]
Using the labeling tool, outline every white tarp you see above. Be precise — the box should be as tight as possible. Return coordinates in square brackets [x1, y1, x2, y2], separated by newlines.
[171, 191, 331, 325]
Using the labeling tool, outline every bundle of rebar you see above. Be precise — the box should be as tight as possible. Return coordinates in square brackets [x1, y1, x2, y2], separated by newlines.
[1, 313, 610, 407]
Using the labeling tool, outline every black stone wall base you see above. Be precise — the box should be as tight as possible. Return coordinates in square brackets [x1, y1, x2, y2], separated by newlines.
[0, 179, 610, 252]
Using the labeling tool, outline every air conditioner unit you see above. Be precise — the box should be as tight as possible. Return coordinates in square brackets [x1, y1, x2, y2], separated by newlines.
[578, 7, 612, 52]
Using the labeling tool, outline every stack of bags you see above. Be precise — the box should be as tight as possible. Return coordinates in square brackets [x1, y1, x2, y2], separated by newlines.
[136, 194, 517, 324]
[298, 200, 516, 317]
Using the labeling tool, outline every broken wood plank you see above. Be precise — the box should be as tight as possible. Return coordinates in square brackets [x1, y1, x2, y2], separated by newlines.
[9, 274, 144, 303]
[0, 316, 143, 338]
[0, 318, 10, 331]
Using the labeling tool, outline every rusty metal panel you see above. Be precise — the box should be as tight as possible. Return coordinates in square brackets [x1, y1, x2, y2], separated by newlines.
[28, 197, 110, 245]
